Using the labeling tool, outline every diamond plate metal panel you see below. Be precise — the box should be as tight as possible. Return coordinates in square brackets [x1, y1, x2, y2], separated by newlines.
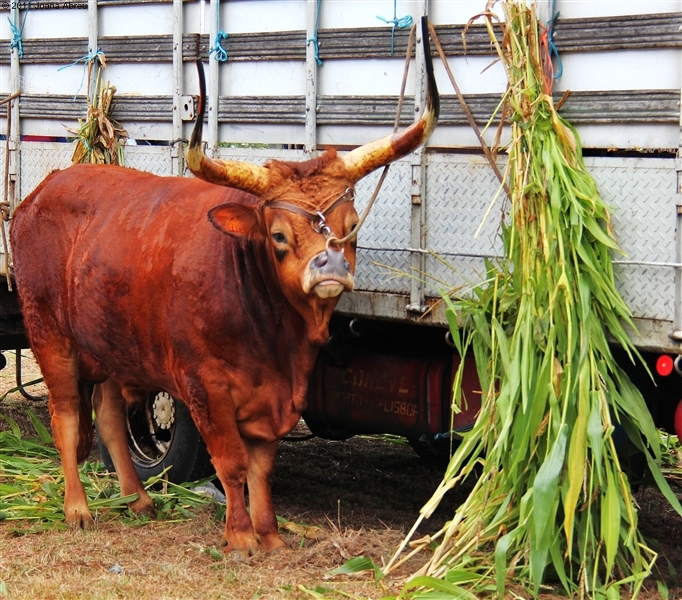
[424, 154, 506, 298]
[353, 161, 413, 294]
[20, 143, 73, 200]
[124, 146, 173, 176]
[588, 157, 678, 322]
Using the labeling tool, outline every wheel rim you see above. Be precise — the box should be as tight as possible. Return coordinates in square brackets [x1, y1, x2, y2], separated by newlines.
[126, 392, 176, 468]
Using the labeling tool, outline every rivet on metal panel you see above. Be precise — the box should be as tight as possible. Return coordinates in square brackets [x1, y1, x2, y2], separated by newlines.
[180, 96, 195, 121]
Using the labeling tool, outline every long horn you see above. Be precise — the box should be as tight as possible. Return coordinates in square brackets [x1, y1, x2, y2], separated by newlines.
[341, 16, 440, 183]
[187, 61, 271, 196]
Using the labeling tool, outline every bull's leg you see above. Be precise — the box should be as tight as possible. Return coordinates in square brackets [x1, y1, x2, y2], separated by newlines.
[35, 343, 94, 529]
[199, 419, 257, 555]
[92, 379, 156, 517]
[245, 439, 286, 552]
[183, 377, 258, 555]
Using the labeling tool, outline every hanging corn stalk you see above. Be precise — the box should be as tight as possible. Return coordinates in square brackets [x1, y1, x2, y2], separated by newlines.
[388, 1, 682, 597]
[67, 54, 127, 166]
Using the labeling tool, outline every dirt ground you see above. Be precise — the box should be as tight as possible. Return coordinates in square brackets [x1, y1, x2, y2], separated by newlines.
[2, 350, 682, 599]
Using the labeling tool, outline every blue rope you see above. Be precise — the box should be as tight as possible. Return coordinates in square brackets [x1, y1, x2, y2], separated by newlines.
[209, 4, 229, 61]
[307, 0, 322, 66]
[377, 0, 412, 56]
[546, 0, 562, 79]
[210, 31, 229, 62]
[58, 49, 106, 100]
[7, 3, 30, 59]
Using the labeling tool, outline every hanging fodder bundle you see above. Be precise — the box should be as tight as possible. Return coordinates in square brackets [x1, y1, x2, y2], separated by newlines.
[388, 1, 682, 598]
[68, 54, 127, 166]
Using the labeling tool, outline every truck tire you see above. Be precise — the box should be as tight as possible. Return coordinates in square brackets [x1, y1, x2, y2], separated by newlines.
[96, 391, 215, 484]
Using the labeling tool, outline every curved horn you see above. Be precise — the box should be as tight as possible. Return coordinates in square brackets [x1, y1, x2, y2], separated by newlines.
[187, 61, 271, 196]
[341, 16, 440, 183]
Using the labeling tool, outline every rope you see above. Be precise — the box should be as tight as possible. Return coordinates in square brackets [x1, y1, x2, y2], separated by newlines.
[307, 0, 322, 66]
[210, 4, 229, 62]
[328, 24, 416, 248]
[7, 3, 30, 59]
[58, 49, 105, 100]
[541, 0, 562, 93]
[376, 0, 413, 55]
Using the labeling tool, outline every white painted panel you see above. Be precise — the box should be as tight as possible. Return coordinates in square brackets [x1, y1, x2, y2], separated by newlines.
[20, 118, 79, 138]
[554, 0, 680, 18]
[18, 7, 89, 39]
[215, 122, 304, 145]
[104, 63, 173, 96]
[319, 58, 416, 96]
[319, 0, 422, 28]
[219, 61, 306, 96]
[556, 50, 681, 92]
[19, 64, 92, 95]
[0, 65, 10, 95]
[221, 0, 305, 33]
[99, 4, 174, 36]
[123, 122, 173, 141]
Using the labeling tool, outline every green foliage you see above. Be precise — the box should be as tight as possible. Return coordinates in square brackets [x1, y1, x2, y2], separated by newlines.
[0, 413, 217, 531]
[392, 2, 681, 598]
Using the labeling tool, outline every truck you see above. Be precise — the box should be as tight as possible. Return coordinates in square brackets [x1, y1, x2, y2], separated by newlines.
[1, 0, 681, 479]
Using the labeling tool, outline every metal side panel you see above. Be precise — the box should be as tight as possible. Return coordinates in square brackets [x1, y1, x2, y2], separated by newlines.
[588, 156, 678, 323]
[124, 145, 173, 176]
[19, 142, 74, 200]
[338, 153, 680, 353]
[353, 159, 413, 294]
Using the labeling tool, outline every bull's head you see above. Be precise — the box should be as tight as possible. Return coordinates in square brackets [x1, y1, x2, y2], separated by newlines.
[187, 16, 439, 343]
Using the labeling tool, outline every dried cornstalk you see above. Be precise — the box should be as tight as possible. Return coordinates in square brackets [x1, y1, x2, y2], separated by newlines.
[68, 56, 127, 166]
[391, 1, 682, 598]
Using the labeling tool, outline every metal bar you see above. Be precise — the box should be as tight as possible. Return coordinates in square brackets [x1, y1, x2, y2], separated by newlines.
[407, 2, 428, 315]
[171, 0, 184, 175]
[207, 0, 220, 157]
[304, 0, 319, 155]
[9, 4, 21, 210]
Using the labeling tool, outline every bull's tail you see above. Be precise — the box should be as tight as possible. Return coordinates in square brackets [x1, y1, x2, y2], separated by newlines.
[76, 381, 94, 463]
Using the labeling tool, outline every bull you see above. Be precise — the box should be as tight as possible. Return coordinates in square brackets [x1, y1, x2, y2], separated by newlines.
[10, 17, 439, 554]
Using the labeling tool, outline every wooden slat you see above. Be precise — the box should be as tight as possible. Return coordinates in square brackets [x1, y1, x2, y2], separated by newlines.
[1, 12, 680, 64]
[17, 90, 680, 126]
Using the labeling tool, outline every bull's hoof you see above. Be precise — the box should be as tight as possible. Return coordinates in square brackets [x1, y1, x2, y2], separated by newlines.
[129, 496, 157, 519]
[258, 534, 287, 553]
[65, 509, 95, 530]
[221, 532, 260, 558]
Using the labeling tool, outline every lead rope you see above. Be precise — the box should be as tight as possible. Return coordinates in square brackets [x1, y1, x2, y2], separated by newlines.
[328, 22, 416, 248]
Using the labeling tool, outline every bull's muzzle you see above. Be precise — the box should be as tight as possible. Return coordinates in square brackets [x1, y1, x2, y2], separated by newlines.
[304, 247, 354, 298]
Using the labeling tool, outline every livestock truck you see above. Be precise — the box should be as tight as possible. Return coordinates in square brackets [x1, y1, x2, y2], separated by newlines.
[1, 0, 681, 479]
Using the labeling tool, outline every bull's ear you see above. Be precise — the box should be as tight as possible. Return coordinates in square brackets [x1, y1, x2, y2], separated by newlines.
[208, 204, 264, 240]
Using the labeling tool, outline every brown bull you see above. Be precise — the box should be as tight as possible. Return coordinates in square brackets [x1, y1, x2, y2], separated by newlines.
[10, 17, 439, 554]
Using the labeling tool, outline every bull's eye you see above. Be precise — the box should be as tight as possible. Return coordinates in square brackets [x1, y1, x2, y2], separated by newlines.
[272, 232, 287, 244]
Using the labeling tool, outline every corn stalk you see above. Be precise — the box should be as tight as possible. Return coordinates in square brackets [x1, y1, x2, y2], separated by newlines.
[391, 1, 682, 597]
[68, 55, 127, 166]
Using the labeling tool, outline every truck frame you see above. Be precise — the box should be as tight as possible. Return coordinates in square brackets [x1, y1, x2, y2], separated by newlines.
[2, 0, 681, 475]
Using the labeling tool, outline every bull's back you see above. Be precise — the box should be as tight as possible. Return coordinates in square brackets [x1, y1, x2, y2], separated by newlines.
[11, 164, 242, 381]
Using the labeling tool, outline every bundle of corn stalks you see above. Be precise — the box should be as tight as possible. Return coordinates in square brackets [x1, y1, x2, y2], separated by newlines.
[388, 1, 682, 597]
[0, 411, 215, 532]
[68, 54, 127, 166]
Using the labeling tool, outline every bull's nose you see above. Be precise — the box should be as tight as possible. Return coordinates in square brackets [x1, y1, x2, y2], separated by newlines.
[311, 248, 350, 275]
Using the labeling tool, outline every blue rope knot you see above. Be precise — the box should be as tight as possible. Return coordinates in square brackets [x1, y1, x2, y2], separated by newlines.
[546, 10, 563, 79]
[210, 30, 229, 62]
[544, 0, 562, 80]
[376, 1, 413, 56]
[307, 0, 323, 66]
[7, 2, 30, 59]
[58, 49, 106, 101]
